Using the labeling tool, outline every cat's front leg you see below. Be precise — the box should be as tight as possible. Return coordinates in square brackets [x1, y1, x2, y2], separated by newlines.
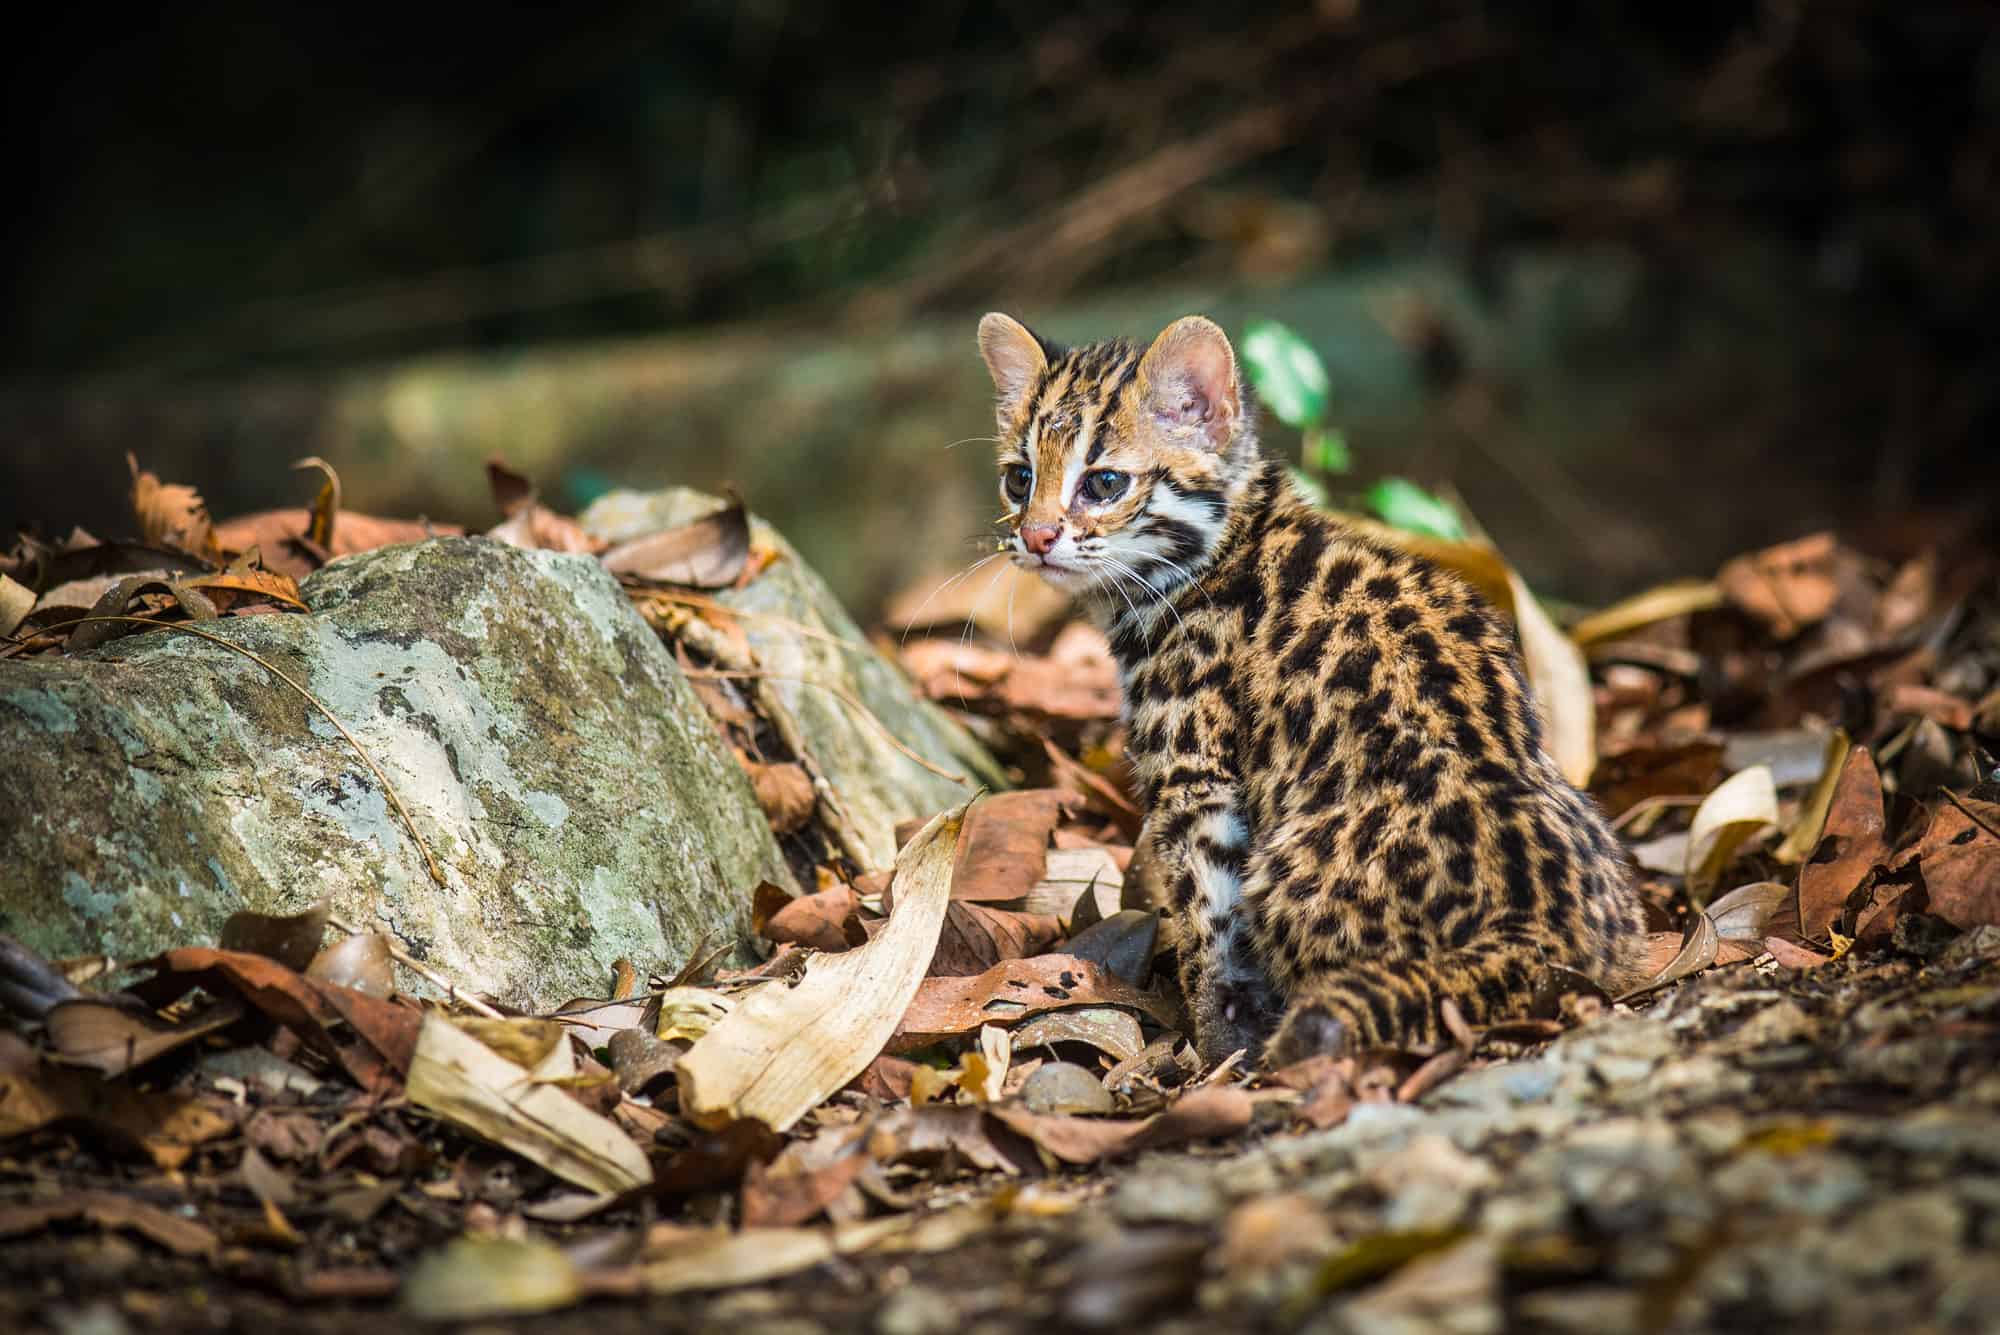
[1146, 784, 1279, 1065]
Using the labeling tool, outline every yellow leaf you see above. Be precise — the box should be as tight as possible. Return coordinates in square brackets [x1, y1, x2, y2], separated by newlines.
[1685, 765, 1779, 905]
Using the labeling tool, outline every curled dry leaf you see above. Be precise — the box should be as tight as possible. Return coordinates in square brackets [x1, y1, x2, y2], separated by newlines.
[1011, 1005, 1146, 1063]
[128, 455, 219, 561]
[0, 572, 32, 638]
[404, 1012, 652, 1196]
[1704, 881, 1792, 942]
[306, 932, 396, 998]
[219, 896, 331, 972]
[1774, 731, 1853, 864]
[676, 801, 968, 1132]
[891, 953, 1181, 1051]
[600, 499, 752, 588]
[1616, 912, 1719, 1002]
[43, 994, 246, 1076]
[183, 567, 308, 612]
[1684, 764, 1778, 905]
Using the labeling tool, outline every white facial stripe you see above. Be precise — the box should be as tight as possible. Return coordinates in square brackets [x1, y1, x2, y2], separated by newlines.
[1057, 434, 1088, 509]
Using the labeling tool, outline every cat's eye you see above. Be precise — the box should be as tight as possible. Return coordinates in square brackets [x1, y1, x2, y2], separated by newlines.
[1002, 464, 1032, 502]
[1080, 469, 1130, 503]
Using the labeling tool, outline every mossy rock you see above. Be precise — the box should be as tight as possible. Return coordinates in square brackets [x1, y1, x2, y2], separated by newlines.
[0, 538, 792, 1008]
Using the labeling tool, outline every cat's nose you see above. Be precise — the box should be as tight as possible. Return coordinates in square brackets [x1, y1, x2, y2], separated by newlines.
[1021, 523, 1063, 555]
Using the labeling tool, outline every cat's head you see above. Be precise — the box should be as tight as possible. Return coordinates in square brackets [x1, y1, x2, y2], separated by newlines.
[978, 313, 1260, 599]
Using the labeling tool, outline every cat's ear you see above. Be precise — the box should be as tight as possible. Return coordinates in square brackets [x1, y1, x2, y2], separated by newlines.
[1138, 316, 1240, 450]
[978, 313, 1048, 423]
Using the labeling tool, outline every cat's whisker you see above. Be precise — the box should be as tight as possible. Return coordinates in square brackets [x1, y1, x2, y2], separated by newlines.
[1103, 554, 1188, 640]
[1095, 562, 1154, 653]
[948, 556, 1013, 708]
[898, 552, 1002, 650]
[943, 435, 1002, 450]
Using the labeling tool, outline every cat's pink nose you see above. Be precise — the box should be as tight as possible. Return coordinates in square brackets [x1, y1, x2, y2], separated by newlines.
[1021, 523, 1063, 556]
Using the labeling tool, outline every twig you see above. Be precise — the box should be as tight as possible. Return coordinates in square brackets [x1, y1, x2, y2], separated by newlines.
[66, 616, 446, 887]
[683, 667, 969, 785]
[326, 914, 503, 1018]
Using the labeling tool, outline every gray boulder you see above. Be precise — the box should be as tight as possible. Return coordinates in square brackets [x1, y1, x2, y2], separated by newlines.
[0, 538, 794, 1009]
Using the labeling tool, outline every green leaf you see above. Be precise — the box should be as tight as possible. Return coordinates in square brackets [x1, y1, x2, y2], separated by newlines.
[1240, 320, 1330, 430]
[1304, 426, 1352, 475]
[1287, 467, 1330, 509]
[1365, 478, 1465, 539]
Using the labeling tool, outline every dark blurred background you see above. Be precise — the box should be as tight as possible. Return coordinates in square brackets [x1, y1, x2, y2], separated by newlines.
[5, 2, 1996, 611]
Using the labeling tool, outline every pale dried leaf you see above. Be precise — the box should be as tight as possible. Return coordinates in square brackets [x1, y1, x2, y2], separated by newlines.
[404, 1012, 652, 1195]
[1685, 765, 1778, 904]
[402, 1236, 582, 1320]
[676, 801, 967, 1132]
[1569, 579, 1725, 648]
[0, 573, 33, 638]
[643, 1227, 835, 1295]
[1774, 731, 1853, 864]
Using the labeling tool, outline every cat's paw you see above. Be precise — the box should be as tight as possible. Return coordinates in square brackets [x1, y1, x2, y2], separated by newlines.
[1261, 1001, 1354, 1070]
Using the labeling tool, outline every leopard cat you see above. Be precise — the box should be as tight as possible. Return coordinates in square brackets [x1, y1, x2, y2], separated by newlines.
[975, 311, 1649, 1067]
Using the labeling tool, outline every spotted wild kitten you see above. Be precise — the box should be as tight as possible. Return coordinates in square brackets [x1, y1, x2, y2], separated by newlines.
[975, 312, 1649, 1066]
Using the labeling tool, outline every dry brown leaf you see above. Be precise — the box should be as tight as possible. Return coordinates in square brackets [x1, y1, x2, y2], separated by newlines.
[762, 886, 862, 952]
[1764, 936, 1834, 970]
[600, 500, 752, 588]
[43, 994, 245, 1076]
[219, 896, 331, 972]
[405, 1012, 652, 1195]
[183, 567, 308, 611]
[0, 1190, 219, 1257]
[891, 953, 1180, 1051]
[1717, 531, 1842, 639]
[947, 789, 1074, 903]
[135, 947, 418, 1094]
[0, 1062, 234, 1168]
[306, 932, 396, 998]
[1774, 731, 1853, 864]
[988, 1084, 1252, 1165]
[1616, 914, 1720, 1001]
[128, 455, 219, 561]
[211, 509, 464, 580]
[930, 902, 1064, 977]
[1891, 796, 2000, 930]
[746, 760, 816, 835]
[1798, 747, 1887, 941]
[676, 801, 968, 1132]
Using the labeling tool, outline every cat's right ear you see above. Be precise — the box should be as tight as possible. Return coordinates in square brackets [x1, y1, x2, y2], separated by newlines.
[978, 313, 1048, 424]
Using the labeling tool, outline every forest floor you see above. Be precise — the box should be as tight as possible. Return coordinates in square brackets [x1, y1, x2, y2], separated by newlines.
[3, 463, 1997, 1333]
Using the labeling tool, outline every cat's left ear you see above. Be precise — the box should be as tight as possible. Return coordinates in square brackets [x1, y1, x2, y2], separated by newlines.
[1138, 316, 1240, 451]
[978, 313, 1049, 424]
